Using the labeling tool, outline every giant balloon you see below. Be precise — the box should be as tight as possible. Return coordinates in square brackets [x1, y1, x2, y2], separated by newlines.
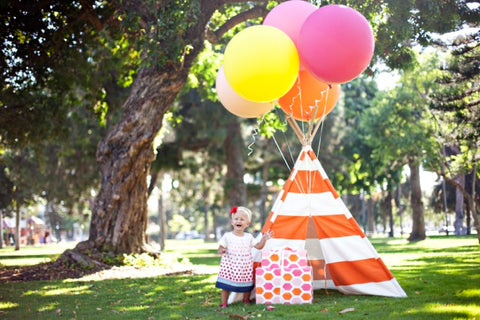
[263, 1, 317, 49]
[223, 25, 299, 102]
[263, 0, 317, 71]
[298, 5, 374, 84]
[279, 70, 340, 121]
[216, 66, 275, 118]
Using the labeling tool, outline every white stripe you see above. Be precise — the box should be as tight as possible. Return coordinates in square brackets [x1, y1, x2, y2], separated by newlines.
[336, 198, 353, 219]
[313, 279, 336, 290]
[294, 158, 315, 172]
[320, 236, 378, 263]
[313, 158, 329, 179]
[305, 238, 324, 260]
[277, 193, 350, 216]
[336, 279, 407, 297]
[268, 192, 285, 223]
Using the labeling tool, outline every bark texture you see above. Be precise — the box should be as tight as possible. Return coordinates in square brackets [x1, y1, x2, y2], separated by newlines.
[408, 162, 426, 241]
[89, 68, 187, 254]
[454, 174, 466, 235]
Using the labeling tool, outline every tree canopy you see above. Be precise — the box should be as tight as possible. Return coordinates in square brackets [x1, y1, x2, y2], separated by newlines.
[1, 0, 479, 260]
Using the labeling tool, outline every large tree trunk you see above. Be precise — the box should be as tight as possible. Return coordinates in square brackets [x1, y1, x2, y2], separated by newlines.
[408, 161, 426, 241]
[91, 68, 187, 254]
[55, 67, 195, 267]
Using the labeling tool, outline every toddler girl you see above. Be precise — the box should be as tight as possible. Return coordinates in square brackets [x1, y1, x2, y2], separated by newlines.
[215, 206, 272, 307]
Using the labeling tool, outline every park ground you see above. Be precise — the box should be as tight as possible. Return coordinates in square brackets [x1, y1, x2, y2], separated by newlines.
[0, 236, 479, 320]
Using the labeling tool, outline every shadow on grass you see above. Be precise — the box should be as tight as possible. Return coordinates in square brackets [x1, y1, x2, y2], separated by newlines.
[1, 238, 479, 320]
[0, 254, 59, 260]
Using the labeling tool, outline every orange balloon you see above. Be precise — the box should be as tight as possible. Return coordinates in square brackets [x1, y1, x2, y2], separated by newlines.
[279, 70, 341, 121]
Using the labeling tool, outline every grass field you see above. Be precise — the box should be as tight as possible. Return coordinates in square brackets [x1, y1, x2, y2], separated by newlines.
[0, 236, 479, 320]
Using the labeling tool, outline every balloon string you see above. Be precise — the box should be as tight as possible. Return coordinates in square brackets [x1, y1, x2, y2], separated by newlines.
[274, 107, 296, 168]
[247, 114, 266, 157]
[315, 86, 330, 155]
[272, 134, 291, 172]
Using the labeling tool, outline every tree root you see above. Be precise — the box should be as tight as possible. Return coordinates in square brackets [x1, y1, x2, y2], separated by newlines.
[53, 240, 162, 270]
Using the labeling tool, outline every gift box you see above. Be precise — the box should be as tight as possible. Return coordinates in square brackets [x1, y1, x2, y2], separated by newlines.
[255, 266, 313, 304]
[261, 247, 308, 269]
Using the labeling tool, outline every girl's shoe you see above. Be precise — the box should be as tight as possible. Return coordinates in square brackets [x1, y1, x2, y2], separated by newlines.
[219, 303, 228, 308]
[243, 299, 251, 304]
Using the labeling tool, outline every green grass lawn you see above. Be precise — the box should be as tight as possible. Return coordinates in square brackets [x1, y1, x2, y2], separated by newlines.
[0, 236, 479, 320]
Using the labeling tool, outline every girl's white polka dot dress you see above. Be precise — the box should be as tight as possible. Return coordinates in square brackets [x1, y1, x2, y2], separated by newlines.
[215, 232, 256, 292]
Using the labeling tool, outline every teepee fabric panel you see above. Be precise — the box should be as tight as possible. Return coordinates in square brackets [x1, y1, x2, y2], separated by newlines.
[336, 280, 406, 297]
[312, 215, 361, 238]
[319, 236, 379, 263]
[256, 145, 406, 298]
[267, 216, 309, 239]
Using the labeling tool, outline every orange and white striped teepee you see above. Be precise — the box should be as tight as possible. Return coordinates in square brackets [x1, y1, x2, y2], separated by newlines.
[254, 145, 407, 298]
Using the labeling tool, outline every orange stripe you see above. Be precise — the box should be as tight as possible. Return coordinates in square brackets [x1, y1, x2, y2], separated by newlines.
[307, 149, 316, 160]
[327, 258, 394, 286]
[324, 179, 339, 199]
[268, 216, 308, 239]
[312, 215, 364, 239]
[348, 216, 366, 237]
[261, 212, 274, 233]
[300, 151, 307, 161]
[289, 170, 331, 194]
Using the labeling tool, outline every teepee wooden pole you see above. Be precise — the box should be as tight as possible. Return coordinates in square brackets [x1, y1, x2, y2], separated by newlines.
[286, 115, 305, 143]
[310, 116, 324, 142]
[305, 106, 319, 145]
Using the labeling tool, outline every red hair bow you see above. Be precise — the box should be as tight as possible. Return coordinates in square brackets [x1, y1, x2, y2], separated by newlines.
[230, 206, 238, 214]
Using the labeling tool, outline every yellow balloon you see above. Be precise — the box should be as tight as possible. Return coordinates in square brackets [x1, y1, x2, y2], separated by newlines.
[223, 25, 299, 103]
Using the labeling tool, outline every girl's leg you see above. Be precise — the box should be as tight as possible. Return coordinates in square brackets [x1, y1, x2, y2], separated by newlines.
[221, 290, 229, 307]
[242, 291, 251, 303]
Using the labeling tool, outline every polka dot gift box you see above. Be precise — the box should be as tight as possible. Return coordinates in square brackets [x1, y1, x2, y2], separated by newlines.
[260, 247, 308, 269]
[255, 247, 313, 304]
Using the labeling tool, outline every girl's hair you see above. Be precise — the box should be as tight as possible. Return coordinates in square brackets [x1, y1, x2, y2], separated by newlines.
[230, 206, 252, 223]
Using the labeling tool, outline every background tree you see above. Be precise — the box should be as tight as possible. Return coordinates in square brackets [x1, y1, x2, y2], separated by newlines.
[429, 32, 480, 240]
[356, 53, 443, 241]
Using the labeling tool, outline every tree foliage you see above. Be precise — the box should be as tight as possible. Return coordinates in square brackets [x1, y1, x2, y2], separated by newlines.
[1, 0, 479, 257]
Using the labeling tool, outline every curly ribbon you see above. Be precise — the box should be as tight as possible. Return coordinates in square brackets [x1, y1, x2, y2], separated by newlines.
[247, 114, 266, 156]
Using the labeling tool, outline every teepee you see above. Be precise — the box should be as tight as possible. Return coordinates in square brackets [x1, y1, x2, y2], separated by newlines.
[254, 139, 406, 297]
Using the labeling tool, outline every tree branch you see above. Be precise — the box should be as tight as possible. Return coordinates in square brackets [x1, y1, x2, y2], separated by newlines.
[205, 5, 269, 44]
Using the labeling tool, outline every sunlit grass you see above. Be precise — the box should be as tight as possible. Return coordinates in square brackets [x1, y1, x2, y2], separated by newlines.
[0, 236, 479, 319]
[457, 288, 480, 299]
[0, 302, 19, 309]
[37, 285, 93, 296]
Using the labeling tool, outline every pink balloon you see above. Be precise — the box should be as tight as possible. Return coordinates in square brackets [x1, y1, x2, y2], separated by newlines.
[216, 66, 275, 118]
[263, 0, 317, 70]
[298, 5, 375, 84]
[264, 0, 317, 48]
